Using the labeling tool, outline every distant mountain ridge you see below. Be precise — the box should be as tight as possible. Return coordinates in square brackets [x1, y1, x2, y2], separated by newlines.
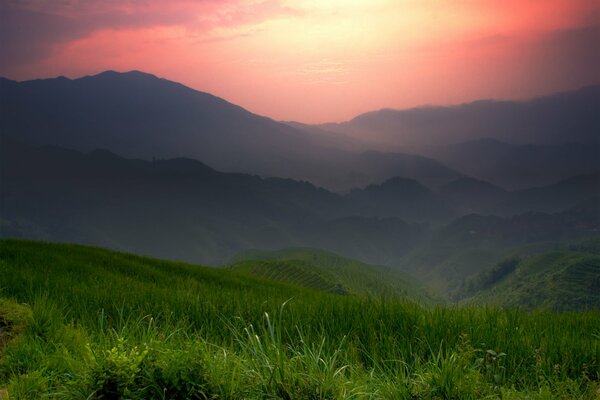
[0, 70, 463, 192]
[439, 177, 508, 215]
[320, 85, 600, 148]
[0, 70, 313, 173]
[417, 138, 600, 190]
[0, 140, 430, 265]
[347, 176, 454, 222]
[2, 71, 599, 300]
[2, 140, 598, 271]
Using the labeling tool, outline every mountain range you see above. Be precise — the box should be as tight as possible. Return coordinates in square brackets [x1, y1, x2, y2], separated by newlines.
[4, 72, 598, 192]
[2, 140, 598, 273]
[1, 70, 599, 300]
[320, 85, 600, 148]
[0, 71, 462, 192]
[417, 139, 600, 190]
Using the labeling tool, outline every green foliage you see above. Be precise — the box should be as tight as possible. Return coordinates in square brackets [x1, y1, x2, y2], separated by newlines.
[230, 247, 434, 301]
[456, 256, 521, 299]
[0, 298, 32, 348]
[0, 239, 599, 399]
[467, 250, 600, 311]
[87, 337, 149, 399]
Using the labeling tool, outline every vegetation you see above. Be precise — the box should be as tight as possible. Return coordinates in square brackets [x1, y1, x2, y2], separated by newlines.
[1, 240, 599, 399]
[229, 247, 433, 300]
[466, 250, 600, 311]
[455, 257, 522, 299]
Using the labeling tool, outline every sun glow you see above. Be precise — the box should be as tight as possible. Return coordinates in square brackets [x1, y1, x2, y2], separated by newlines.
[1, 0, 598, 122]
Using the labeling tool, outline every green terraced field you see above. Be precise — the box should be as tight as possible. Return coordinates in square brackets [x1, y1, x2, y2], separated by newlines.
[230, 247, 433, 300]
[468, 250, 600, 311]
[0, 240, 599, 399]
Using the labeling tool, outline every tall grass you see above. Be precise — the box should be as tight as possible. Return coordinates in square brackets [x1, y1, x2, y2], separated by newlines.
[1, 240, 599, 398]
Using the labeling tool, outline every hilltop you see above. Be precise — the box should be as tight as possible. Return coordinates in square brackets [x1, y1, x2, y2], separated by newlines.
[0, 71, 463, 192]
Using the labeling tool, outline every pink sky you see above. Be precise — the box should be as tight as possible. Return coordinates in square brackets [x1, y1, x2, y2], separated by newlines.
[1, 0, 599, 123]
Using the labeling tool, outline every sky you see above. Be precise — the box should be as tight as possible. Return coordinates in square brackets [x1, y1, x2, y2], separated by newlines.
[1, 0, 599, 123]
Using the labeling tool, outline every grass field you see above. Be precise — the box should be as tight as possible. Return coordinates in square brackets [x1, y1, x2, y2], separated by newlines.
[229, 248, 433, 300]
[466, 250, 600, 311]
[0, 240, 599, 399]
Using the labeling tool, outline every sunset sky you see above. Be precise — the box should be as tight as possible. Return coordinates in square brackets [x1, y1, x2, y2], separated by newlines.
[1, 0, 599, 122]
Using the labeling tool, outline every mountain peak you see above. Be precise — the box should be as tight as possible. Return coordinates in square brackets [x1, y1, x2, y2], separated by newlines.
[93, 70, 158, 79]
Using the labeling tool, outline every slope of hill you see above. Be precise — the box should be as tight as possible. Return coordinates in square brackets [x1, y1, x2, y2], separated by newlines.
[495, 172, 600, 215]
[229, 247, 433, 301]
[347, 176, 454, 222]
[1, 240, 598, 398]
[3, 140, 598, 270]
[0, 71, 463, 192]
[466, 250, 600, 311]
[398, 206, 600, 295]
[419, 139, 600, 190]
[0, 140, 428, 266]
[0, 71, 312, 174]
[438, 177, 508, 215]
[321, 85, 600, 148]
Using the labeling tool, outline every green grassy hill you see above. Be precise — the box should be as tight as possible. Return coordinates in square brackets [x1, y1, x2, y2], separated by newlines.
[398, 209, 599, 295]
[229, 247, 433, 301]
[0, 240, 599, 399]
[467, 250, 600, 311]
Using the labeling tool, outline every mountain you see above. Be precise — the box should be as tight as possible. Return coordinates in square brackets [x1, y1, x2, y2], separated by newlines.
[320, 85, 600, 148]
[0, 140, 427, 265]
[398, 205, 600, 295]
[228, 247, 433, 301]
[0, 71, 462, 192]
[3, 139, 597, 269]
[343, 151, 464, 191]
[437, 172, 600, 217]
[495, 172, 600, 215]
[0, 71, 319, 177]
[438, 177, 508, 215]
[346, 176, 453, 222]
[464, 249, 600, 311]
[418, 139, 600, 190]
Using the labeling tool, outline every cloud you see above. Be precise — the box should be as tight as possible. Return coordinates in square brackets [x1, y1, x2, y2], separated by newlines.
[1, 0, 598, 122]
[0, 0, 297, 72]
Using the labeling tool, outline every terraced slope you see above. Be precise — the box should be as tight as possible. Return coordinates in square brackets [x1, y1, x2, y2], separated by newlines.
[230, 248, 433, 301]
[1, 240, 599, 398]
[231, 260, 347, 294]
[468, 250, 600, 311]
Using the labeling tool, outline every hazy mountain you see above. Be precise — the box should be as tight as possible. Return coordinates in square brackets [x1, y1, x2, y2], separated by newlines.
[291, 216, 427, 266]
[439, 177, 508, 215]
[347, 176, 454, 222]
[0, 71, 462, 192]
[398, 201, 600, 295]
[344, 151, 464, 191]
[418, 138, 600, 190]
[283, 121, 369, 152]
[320, 85, 600, 148]
[495, 172, 600, 215]
[2, 140, 598, 295]
[0, 140, 427, 265]
[0, 71, 317, 175]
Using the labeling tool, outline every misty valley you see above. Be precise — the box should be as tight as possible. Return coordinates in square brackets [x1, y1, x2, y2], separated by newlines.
[0, 72, 599, 399]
